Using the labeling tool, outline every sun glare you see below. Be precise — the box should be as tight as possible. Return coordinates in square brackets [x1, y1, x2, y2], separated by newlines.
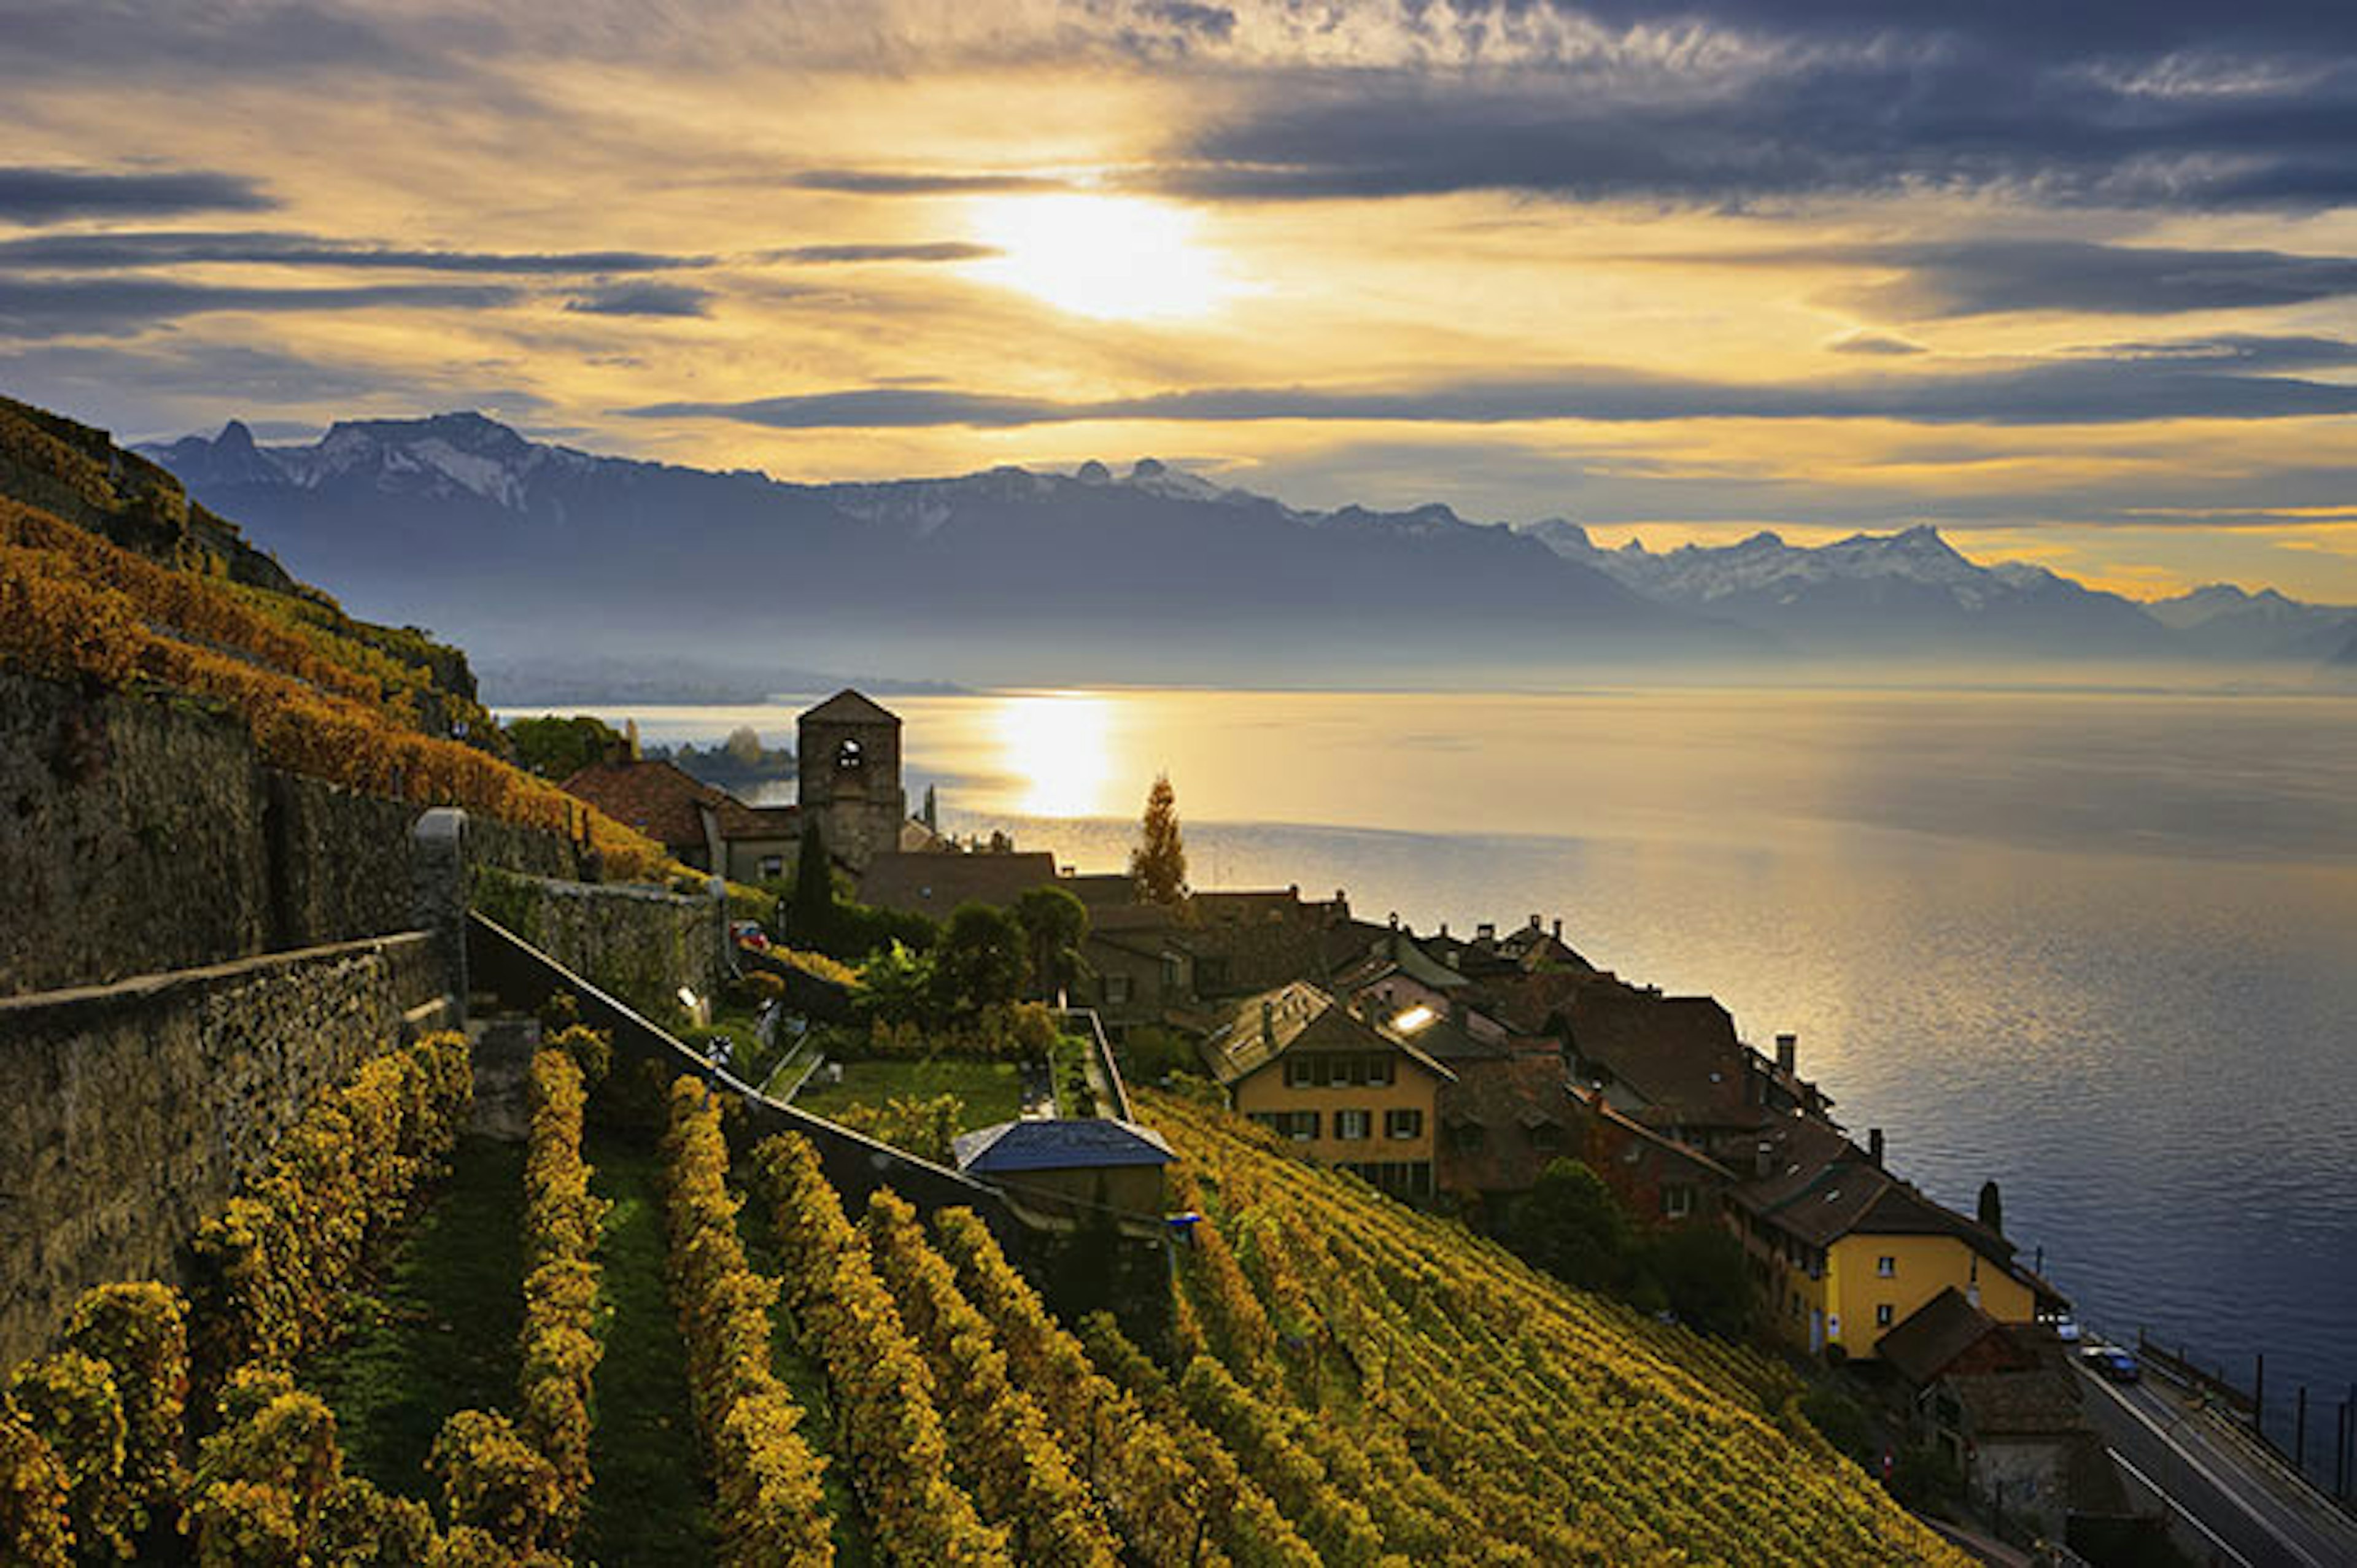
[968, 193, 1234, 320]
[991, 691, 1113, 816]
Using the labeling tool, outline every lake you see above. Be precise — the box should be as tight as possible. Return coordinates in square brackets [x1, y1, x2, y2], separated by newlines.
[524, 684, 2357, 1461]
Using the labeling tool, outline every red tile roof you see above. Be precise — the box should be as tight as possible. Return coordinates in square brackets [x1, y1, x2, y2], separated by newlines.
[560, 759, 722, 852]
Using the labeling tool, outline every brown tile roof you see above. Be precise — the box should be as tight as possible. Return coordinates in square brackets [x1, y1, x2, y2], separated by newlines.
[855, 851, 1061, 914]
[1201, 981, 1458, 1088]
[1438, 1054, 1576, 1193]
[1476, 967, 1619, 1036]
[799, 688, 900, 726]
[1565, 987, 1770, 1130]
[1064, 873, 1140, 908]
[1951, 1369, 2083, 1437]
[1876, 1287, 2002, 1387]
[560, 759, 722, 852]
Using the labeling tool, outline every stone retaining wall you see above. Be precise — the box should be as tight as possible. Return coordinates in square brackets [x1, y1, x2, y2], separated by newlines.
[0, 671, 585, 998]
[0, 933, 439, 1370]
[471, 867, 727, 1018]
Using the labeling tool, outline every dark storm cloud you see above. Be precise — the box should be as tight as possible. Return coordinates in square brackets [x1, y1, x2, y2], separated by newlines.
[0, 278, 520, 338]
[0, 230, 710, 274]
[1146, 10, 2357, 212]
[624, 356, 2357, 430]
[0, 168, 276, 223]
[1838, 241, 2357, 319]
[0, 2, 460, 82]
[563, 282, 714, 317]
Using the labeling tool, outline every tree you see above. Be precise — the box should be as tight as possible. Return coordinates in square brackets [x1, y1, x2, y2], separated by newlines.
[787, 823, 833, 940]
[505, 714, 621, 779]
[1642, 1224, 1754, 1338]
[1014, 884, 1089, 1003]
[1509, 1159, 1631, 1291]
[724, 725, 764, 767]
[1129, 773, 1188, 905]
[1977, 1180, 2004, 1236]
[932, 902, 1029, 1013]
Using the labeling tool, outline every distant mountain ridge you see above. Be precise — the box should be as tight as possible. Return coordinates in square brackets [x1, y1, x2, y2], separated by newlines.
[1522, 517, 2354, 663]
[136, 412, 2356, 685]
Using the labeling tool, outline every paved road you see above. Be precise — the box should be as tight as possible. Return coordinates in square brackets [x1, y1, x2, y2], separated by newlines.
[2076, 1361, 2357, 1567]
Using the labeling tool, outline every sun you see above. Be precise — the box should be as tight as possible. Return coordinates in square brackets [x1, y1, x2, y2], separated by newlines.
[967, 193, 1234, 321]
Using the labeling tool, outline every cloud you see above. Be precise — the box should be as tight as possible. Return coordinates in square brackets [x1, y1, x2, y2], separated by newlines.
[0, 230, 710, 274]
[1827, 331, 1925, 356]
[0, 278, 519, 338]
[1841, 240, 2357, 319]
[761, 242, 997, 263]
[624, 356, 2357, 431]
[787, 169, 1075, 195]
[0, 166, 275, 223]
[563, 282, 714, 317]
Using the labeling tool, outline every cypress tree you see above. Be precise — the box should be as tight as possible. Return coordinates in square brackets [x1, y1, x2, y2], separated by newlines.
[1130, 773, 1188, 905]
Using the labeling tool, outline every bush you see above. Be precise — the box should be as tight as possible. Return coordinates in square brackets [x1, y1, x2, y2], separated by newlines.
[516, 1049, 607, 1543]
[0, 1412, 72, 1566]
[430, 1409, 562, 1554]
[4, 1351, 128, 1555]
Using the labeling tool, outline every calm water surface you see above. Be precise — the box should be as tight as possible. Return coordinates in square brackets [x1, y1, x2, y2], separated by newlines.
[545, 686, 2357, 1446]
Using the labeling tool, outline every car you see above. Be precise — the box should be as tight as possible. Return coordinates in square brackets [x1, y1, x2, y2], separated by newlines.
[2081, 1345, 2140, 1383]
[2048, 1316, 2082, 1343]
[729, 921, 772, 951]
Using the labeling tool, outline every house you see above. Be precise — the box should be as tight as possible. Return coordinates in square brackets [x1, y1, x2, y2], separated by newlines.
[1436, 1049, 1583, 1202]
[1199, 981, 1457, 1199]
[1184, 886, 1382, 998]
[1879, 1293, 2111, 1539]
[951, 1118, 1174, 1234]
[1565, 1083, 1738, 1227]
[1078, 902, 1199, 1026]
[1730, 1114, 2059, 1359]
[560, 755, 802, 881]
[855, 849, 1062, 916]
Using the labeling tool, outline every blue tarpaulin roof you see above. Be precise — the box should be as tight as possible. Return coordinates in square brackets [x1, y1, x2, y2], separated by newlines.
[953, 1118, 1176, 1173]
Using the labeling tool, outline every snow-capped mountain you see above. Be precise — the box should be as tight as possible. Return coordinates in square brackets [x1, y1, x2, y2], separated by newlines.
[2145, 583, 2357, 662]
[134, 415, 1682, 687]
[1522, 520, 2176, 657]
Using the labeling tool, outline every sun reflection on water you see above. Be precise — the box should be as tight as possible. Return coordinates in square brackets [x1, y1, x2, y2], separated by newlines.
[990, 691, 1114, 817]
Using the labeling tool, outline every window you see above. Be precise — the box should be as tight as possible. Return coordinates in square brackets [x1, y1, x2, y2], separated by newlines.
[1447, 1122, 1485, 1152]
[1385, 1108, 1424, 1141]
[1528, 1122, 1563, 1153]
[1366, 1056, 1395, 1086]
[1335, 1110, 1372, 1141]
[835, 737, 864, 772]
[1104, 975, 1132, 1004]
[757, 855, 783, 879]
[1663, 1183, 1695, 1219]
[1283, 1111, 1319, 1141]
[1876, 1256, 1896, 1278]
[1875, 1303, 1895, 1329]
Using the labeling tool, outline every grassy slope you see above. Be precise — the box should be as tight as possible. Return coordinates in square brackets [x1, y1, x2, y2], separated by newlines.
[308, 1137, 525, 1499]
[581, 1135, 716, 1564]
[790, 1058, 1023, 1130]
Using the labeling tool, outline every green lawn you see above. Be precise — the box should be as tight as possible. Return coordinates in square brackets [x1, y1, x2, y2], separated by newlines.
[308, 1136, 525, 1501]
[789, 1057, 1024, 1131]
[580, 1135, 716, 1564]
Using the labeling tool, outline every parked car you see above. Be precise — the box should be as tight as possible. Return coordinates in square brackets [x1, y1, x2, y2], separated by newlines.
[730, 920, 771, 951]
[2047, 1315, 2083, 1343]
[2082, 1345, 2140, 1383]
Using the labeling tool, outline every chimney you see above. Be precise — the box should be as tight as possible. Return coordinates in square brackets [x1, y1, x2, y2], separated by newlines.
[1868, 1127, 1885, 1167]
[1260, 999, 1275, 1048]
[1775, 1032, 1797, 1076]
[1476, 921, 1496, 943]
[1552, 917, 1563, 941]
[1529, 913, 1543, 931]
[1438, 921, 1449, 938]
[1754, 1140, 1773, 1180]
[1387, 911, 1400, 930]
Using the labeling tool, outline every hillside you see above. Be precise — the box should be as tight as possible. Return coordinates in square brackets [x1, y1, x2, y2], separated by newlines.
[0, 393, 673, 878]
[1, 1034, 1969, 1566]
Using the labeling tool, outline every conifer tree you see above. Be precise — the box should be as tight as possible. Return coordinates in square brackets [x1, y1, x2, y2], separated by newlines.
[1130, 773, 1188, 905]
[789, 822, 834, 940]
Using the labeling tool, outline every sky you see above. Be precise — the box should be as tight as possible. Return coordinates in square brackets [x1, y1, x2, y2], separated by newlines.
[4, 0, 2357, 601]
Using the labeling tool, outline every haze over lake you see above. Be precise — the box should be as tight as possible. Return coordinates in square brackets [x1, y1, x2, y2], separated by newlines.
[525, 682, 2357, 1446]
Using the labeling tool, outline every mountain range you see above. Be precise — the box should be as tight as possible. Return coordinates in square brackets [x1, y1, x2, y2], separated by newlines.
[137, 413, 2356, 692]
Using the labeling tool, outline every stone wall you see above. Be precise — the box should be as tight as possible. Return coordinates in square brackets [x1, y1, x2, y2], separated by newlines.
[0, 933, 439, 1370]
[0, 671, 586, 998]
[472, 867, 726, 1017]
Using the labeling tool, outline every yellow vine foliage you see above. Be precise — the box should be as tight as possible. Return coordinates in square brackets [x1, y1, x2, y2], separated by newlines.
[660, 1079, 834, 1568]
[0, 1411, 73, 1566]
[0, 498, 674, 881]
[751, 1134, 1012, 1567]
[1139, 1090, 1976, 1567]
[517, 1049, 606, 1545]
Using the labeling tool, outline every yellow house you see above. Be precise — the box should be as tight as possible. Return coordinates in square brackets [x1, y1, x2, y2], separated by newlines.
[1201, 981, 1457, 1200]
[1735, 1116, 2055, 1359]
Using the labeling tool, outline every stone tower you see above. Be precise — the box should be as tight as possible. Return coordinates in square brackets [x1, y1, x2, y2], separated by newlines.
[796, 689, 905, 873]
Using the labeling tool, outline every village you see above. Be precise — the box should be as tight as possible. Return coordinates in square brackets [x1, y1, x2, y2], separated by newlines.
[556, 687, 2132, 1550]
